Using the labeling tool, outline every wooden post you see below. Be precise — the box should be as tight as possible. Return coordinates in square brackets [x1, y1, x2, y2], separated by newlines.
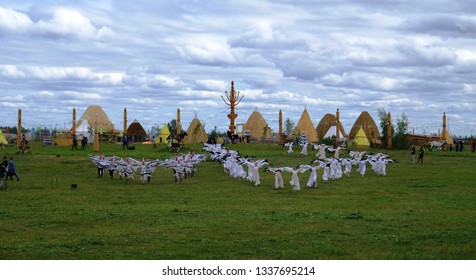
[123, 108, 127, 135]
[177, 108, 181, 135]
[18, 109, 22, 149]
[387, 112, 392, 149]
[94, 114, 99, 152]
[72, 107, 76, 135]
[336, 108, 340, 146]
[279, 109, 283, 145]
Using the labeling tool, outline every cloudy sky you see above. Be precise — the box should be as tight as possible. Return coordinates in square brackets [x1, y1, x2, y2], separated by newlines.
[1, 0, 475, 137]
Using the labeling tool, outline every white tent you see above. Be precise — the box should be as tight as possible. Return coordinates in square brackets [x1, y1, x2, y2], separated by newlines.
[76, 119, 94, 143]
[324, 126, 346, 141]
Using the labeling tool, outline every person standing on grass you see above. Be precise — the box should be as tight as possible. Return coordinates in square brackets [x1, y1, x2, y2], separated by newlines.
[151, 135, 157, 149]
[122, 135, 129, 150]
[410, 146, 416, 164]
[72, 134, 78, 150]
[0, 157, 6, 190]
[7, 157, 19, 181]
[417, 146, 424, 164]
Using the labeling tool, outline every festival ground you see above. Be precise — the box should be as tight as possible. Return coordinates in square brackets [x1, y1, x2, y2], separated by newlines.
[0, 141, 475, 259]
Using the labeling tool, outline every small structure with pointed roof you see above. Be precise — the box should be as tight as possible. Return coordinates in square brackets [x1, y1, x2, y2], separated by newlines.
[352, 127, 371, 146]
[184, 117, 208, 144]
[241, 108, 271, 142]
[127, 119, 147, 142]
[349, 111, 380, 143]
[294, 108, 317, 142]
[316, 113, 348, 139]
[0, 129, 8, 146]
[74, 105, 115, 134]
[158, 124, 170, 143]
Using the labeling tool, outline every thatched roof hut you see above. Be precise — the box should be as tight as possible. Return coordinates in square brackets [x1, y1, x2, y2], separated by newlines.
[184, 117, 208, 144]
[349, 111, 380, 142]
[241, 109, 271, 141]
[294, 108, 317, 142]
[75, 105, 115, 133]
[316, 113, 348, 139]
[127, 119, 147, 142]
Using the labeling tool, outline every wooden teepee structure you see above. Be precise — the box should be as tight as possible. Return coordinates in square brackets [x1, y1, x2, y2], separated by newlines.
[184, 117, 208, 144]
[294, 108, 317, 142]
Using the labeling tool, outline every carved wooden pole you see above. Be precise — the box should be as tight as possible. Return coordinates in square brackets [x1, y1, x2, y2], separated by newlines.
[177, 108, 181, 135]
[18, 109, 22, 149]
[387, 112, 392, 149]
[279, 109, 283, 145]
[94, 114, 99, 152]
[123, 108, 127, 135]
[336, 108, 340, 146]
[72, 107, 76, 135]
[222, 81, 243, 144]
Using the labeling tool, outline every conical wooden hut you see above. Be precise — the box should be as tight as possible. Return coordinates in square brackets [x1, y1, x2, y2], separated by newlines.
[294, 108, 318, 142]
[316, 113, 348, 139]
[241, 109, 271, 142]
[184, 117, 208, 144]
[127, 119, 147, 142]
[349, 111, 380, 142]
[75, 105, 115, 134]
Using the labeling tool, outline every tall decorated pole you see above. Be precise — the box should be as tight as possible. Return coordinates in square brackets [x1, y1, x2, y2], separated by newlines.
[18, 109, 22, 149]
[387, 112, 392, 149]
[72, 107, 77, 135]
[94, 114, 99, 152]
[177, 108, 181, 135]
[336, 108, 340, 146]
[123, 108, 127, 135]
[222, 81, 244, 144]
[279, 109, 283, 145]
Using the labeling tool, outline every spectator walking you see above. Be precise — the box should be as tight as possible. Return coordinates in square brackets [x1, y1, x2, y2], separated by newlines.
[7, 157, 19, 181]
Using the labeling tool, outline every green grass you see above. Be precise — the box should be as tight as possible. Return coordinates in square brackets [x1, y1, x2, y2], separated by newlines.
[0, 142, 475, 259]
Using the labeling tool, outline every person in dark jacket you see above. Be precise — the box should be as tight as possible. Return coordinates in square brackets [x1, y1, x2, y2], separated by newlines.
[7, 157, 19, 181]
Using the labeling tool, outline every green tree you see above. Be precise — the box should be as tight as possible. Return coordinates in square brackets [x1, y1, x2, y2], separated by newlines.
[167, 119, 182, 135]
[284, 118, 295, 136]
[394, 112, 411, 149]
[378, 108, 410, 149]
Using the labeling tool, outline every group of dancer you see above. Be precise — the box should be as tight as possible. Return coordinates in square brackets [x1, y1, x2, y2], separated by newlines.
[88, 141, 396, 189]
[89, 151, 207, 184]
[202, 141, 396, 192]
[201, 142, 270, 187]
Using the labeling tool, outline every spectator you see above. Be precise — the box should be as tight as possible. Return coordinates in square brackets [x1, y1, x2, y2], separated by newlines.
[7, 157, 19, 181]
[417, 146, 424, 164]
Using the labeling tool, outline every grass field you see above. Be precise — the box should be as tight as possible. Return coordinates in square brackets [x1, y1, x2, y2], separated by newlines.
[0, 141, 475, 260]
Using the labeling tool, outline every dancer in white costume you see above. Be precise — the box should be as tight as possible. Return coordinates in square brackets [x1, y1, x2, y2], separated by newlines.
[313, 144, 328, 159]
[284, 142, 294, 154]
[341, 158, 354, 177]
[356, 158, 368, 177]
[300, 142, 308, 156]
[245, 159, 269, 186]
[283, 166, 308, 191]
[327, 146, 345, 159]
[266, 167, 285, 189]
[302, 161, 325, 188]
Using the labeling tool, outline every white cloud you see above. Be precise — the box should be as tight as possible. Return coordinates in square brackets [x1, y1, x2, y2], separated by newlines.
[0, 1, 474, 136]
[0, 7, 114, 41]
[0, 7, 33, 34]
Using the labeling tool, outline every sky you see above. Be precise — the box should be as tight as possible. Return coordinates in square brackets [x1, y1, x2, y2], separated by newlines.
[1, 0, 475, 137]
